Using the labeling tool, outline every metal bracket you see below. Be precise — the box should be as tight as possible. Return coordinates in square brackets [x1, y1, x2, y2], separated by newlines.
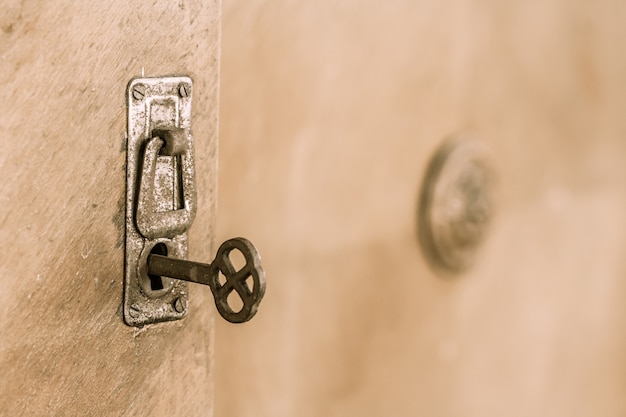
[124, 76, 195, 326]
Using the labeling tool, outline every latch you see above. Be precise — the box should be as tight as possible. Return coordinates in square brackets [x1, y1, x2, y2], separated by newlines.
[124, 76, 266, 327]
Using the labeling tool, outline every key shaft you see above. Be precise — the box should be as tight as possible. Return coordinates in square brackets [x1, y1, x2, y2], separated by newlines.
[148, 254, 212, 286]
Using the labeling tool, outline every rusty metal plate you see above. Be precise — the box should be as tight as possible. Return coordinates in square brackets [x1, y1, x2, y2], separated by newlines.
[124, 76, 194, 326]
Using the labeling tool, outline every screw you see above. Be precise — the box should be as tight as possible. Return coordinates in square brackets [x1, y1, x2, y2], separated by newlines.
[173, 297, 187, 313]
[129, 304, 141, 318]
[132, 84, 146, 100]
[178, 83, 189, 98]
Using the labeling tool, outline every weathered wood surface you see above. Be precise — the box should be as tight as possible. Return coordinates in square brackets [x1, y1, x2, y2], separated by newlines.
[0, 1, 220, 415]
[216, 1, 626, 416]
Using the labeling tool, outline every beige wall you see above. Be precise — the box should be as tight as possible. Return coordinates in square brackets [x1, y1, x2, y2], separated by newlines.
[215, 1, 626, 416]
[0, 1, 220, 415]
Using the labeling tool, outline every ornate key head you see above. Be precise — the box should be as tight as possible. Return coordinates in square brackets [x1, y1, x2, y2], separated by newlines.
[209, 237, 266, 323]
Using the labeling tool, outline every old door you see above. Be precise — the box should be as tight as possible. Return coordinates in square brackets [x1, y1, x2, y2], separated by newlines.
[215, 1, 626, 417]
[0, 1, 220, 415]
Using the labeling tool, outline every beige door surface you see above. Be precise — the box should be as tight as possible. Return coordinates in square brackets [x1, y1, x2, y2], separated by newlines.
[216, 1, 626, 417]
[0, 1, 220, 415]
[2, 1, 626, 416]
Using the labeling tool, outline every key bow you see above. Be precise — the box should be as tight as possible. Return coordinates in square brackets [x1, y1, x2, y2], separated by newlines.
[209, 238, 266, 323]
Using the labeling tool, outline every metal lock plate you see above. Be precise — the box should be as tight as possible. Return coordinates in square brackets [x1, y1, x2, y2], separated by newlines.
[124, 76, 195, 326]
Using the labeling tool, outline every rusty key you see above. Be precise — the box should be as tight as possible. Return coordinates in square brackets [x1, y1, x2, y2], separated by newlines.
[147, 237, 266, 323]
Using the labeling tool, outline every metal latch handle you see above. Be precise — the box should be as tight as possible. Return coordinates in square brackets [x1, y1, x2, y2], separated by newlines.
[136, 128, 197, 240]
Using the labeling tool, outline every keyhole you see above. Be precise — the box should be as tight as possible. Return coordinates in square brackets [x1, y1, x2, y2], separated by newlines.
[148, 243, 168, 291]
[138, 242, 175, 298]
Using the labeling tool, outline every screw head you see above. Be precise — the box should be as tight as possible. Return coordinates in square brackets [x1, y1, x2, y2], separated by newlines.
[173, 297, 187, 313]
[132, 84, 146, 100]
[178, 83, 189, 98]
[129, 304, 141, 318]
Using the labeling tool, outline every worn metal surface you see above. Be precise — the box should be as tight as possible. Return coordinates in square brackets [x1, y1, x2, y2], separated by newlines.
[136, 130, 197, 240]
[148, 237, 266, 323]
[124, 76, 196, 326]
[418, 139, 495, 273]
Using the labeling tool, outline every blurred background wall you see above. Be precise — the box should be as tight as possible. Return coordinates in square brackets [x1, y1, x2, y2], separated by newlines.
[215, 1, 626, 416]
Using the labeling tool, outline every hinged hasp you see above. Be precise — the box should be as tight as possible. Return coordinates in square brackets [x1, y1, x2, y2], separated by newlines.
[124, 76, 196, 327]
